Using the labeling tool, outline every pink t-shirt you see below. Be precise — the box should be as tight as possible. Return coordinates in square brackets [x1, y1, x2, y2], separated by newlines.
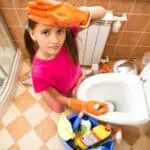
[32, 44, 82, 96]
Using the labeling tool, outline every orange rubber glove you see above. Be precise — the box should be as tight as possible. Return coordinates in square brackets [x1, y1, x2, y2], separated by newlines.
[27, 0, 91, 27]
[68, 98, 108, 116]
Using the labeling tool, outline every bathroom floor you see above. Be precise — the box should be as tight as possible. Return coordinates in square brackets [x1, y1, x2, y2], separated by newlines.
[0, 60, 150, 150]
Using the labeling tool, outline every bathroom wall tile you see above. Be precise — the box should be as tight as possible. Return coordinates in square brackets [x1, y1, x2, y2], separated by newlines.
[16, 9, 28, 26]
[14, 91, 36, 113]
[132, 0, 150, 14]
[124, 15, 150, 32]
[9, 27, 24, 41]
[1, 9, 20, 26]
[64, 0, 73, 4]
[72, 0, 84, 6]
[106, 32, 121, 45]
[109, 0, 134, 13]
[132, 135, 150, 150]
[118, 32, 141, 45]
[138, 33, 150, 47]
[131, 46, 150, 59]
[145, 22, 150, 32]
[86, 0, 110, 8]
[114, 45, 134, 58]
[114, 139, 131, 150]
[7, 116, 31, 141]
[13, 0, 27, 8]
[0, 0, 13, 8]
[103, 45, 116, 57]
[35, 116, 57, 142]
[121, 126, 140, 146]
[146, 123, 150, 138]
[134, 59, 143, 72]
[14, 41, 29, 57]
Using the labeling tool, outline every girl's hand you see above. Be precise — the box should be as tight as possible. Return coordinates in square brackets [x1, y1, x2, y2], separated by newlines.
[68, 98, 108, 116]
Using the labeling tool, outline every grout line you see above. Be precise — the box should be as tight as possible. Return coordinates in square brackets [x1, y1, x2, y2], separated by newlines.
[121, 31, 149, 33]
[9, 25, 24, 28]
[128, 13, 150, 16]
[12, 40, 23, 42]
[12, 0, 22, 26]
[8, 26, 149, 33]
[128, 20, 150, 59]
[108, 0, 111, 9]
[112, 0, 137, 58]
[107, 44, 150, 48]
[0, 7, 26, 10]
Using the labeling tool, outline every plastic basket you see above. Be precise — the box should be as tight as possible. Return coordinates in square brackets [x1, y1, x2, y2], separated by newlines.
[60, 113, 115, 150]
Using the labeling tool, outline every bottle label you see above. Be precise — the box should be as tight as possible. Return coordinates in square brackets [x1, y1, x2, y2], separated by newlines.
[81, 133, 99, 147]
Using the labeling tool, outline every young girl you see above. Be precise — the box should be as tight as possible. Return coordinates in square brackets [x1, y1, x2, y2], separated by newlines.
[24, 0, 108, 115]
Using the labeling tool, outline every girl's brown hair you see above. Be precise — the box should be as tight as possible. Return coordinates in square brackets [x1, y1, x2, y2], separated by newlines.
[24, 19, 79, 64]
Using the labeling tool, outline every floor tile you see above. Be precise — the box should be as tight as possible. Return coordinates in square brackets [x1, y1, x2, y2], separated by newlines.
[23, 104, 47, 127]
[17, 130, 43, 150]
[46, 134, 65, 150]
[14, 91, 36, 112]
[15, 83, 26, 97]
[35, 116, 57, 142]
[132, 135, 150, 150]
[7, 116, 31, 141]
[28, 87, 42, 101]
[0, 128, 14, 149]
[2, 104, 21, 126]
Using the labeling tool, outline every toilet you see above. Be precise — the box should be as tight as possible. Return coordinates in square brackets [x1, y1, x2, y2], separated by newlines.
[77, 63, 150, 125]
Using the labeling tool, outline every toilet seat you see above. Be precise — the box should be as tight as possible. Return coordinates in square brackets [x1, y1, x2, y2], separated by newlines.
[77, 72, 150, 125]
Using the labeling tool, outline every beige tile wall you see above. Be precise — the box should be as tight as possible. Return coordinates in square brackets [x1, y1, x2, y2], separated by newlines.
[0, 0, 150, 60]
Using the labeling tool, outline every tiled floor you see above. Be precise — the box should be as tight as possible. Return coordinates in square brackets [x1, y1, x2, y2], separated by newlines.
[0, 60, 150, 150]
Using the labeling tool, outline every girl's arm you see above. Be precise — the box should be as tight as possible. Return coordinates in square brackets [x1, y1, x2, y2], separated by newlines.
[79, 6, 106, 23]
[41, 87, 69, 106]
[41, 87, 109, 116]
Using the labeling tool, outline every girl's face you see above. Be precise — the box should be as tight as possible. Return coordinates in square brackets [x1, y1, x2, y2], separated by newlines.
[30, 23, 66, 58]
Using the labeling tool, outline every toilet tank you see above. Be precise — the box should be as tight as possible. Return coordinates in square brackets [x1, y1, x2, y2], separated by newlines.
[140, 62, 150, 118]
[77, 23, 111, 66]
[143, 79, 150, 118]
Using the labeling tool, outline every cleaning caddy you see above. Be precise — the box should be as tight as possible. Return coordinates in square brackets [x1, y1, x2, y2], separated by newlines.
[58, 113, 122, 150]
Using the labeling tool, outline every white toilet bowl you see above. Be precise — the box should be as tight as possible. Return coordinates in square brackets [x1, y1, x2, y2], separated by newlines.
[77, 73, 150, 125]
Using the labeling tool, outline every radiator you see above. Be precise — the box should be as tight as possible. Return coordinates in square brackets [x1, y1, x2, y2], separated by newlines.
[77, 23, 111, 66]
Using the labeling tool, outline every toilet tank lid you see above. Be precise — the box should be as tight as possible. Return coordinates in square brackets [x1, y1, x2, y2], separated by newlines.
[140, 62, 150, 82]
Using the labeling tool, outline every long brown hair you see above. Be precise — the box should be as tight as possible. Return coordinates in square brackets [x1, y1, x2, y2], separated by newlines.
[24, 19, 79, 64]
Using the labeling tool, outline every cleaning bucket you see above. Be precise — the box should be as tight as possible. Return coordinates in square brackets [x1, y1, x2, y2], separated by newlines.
[59, 113, 115, 150]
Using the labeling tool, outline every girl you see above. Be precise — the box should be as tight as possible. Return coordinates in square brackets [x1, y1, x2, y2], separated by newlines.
[24, 0, 108, 115]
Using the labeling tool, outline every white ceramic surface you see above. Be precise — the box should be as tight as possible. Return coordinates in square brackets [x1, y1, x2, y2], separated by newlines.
[77, 73, 149, 125]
